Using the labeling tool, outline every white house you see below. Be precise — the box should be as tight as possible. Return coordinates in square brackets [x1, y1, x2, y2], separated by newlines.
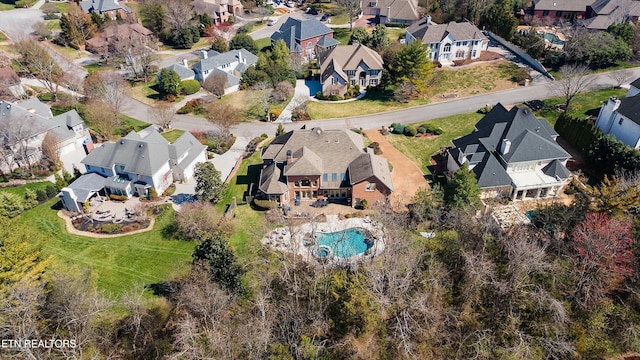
[447, 104, 572, 200]
[192, 48, 258, 94]
[0, 98, 92, 173]
[405, 16, 488, 64]
[594, 94, 640, 148]
[160, 59, 196, 82]
[318, 44, 384, 96]
[60, 129, 207, 213]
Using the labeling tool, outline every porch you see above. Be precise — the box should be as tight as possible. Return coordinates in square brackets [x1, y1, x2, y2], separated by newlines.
[509, 170, 566, 201]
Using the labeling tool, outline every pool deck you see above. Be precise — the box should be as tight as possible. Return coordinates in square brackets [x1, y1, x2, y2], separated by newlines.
[261, 217, 386, 264]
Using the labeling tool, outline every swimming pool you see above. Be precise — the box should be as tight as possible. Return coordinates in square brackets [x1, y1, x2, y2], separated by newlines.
[543, 32, 564, 46]
[316, 227, 373, 258]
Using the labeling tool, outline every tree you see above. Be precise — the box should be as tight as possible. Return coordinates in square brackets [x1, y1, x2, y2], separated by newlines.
[250, 86, 273, 120]
[369, 24, 390, 50]
[571, 212, 634, 309]
[140, 1, 165, 35]
[565, 29, 632, 68]
[59, 4, 96, 49]
[194, 162, 224, 203]
[41, 132, 61, 168]
[444, 163, 481, 208]
[553, 64, 594, 110]
[276, 123, 285, 136]
[579, 175, 640, 215]
[157, 68, 182, 96]
[482, 0, 518, 40]
[511, 30, 545, 59]
[229, 33, 258, 54]
[85, 100, 121, 141]
[0, 192, 24, 218]
[84, 71, 129, 123]
[205, 101, 241, 137]
[609, 69, 634, 88]
[193, 230, 244, 293]
[210, 36, 228, 53]
[175, 201, 227, 240]
[14, 40, 62, 101]
[163, 0, 197, 46]
[336, 0, 361, 31]
[271, 81, 294, 101]
[203, 73, 228, 97]
[348, 27, 369, 45]
[607, 22, 634, 44]
[33, 21, 52, 41]
[150, 102, 176, 130]
[389, 41, 433, 93]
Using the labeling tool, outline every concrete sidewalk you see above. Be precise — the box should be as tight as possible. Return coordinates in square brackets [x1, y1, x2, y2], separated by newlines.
[275, 79, 320, 123]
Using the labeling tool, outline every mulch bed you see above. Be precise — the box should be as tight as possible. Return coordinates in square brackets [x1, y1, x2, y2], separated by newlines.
[72, 217, 151, 235]
[452, 51, 503, 66]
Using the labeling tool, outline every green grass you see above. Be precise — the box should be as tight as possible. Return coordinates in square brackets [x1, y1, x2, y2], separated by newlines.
[0, 31, 7, 42]
[387, 112, 482, 175]
[332, 28, 351, 45]
[18, 200, 195, 296]
[1, 181, 53, 197]
[255, 37, 271, 50]
[330, 13, 350, 25]
[161, 129, 186, 143]
[45, 19, 61, 32]
[533, 87, 627, 126]
[215, 151, 266, 258]
[52, 1, 70, 13]
[117, 114, 151, 134]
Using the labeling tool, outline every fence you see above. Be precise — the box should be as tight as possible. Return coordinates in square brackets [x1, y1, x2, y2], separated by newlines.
[484, 31, 554, 81]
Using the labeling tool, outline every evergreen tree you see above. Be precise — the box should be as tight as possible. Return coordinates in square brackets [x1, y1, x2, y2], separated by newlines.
[229, 33, 258, 54]
[210, 37, 228, 53]
[158, 69, 182, 96]
[389, 41, 433, 93]
[348, 27, 369, 45]
[194, 162, 224, 203]
[192, 230, 243, 293]
[369, 24, 390, 50]
[23, 189, 38, 209]
[482, 0, 518, 41]
[444, 163, 481, 208]
[0, 192, 24, 218]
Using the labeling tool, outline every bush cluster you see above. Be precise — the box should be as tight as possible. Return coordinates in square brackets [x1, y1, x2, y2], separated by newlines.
[418, 123, 443, 135]
[404, 125, 417, 137]
[390, 123, 405, 134]
[252, 199, 279, 211]
[368, 142, 382, 155]
[177, 99, 205, 114]
[181, 80, 201, 95]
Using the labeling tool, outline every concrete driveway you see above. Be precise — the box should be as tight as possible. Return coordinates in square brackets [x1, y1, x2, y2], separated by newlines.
[276, 79, 320, 122]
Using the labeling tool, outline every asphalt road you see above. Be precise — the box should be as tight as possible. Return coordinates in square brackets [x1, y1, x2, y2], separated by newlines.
[0, 6, 43, 40]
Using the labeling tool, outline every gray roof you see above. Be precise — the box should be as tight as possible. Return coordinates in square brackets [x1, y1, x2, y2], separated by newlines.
[316, 35, 340, 48]
[617, 93, 640, 125]
[193, 48, 258, 73]
[270, 18, 333, 51]
[542, 159, 571, 179]
[533, 0, 592, 11]
[348, 152, 394, 191]
[165, 63, 195, 80]
[630, 77, 640, 89]
[449, 103, 571, 189]
[169, 131, 207, 170]
[20, 98, 53, 118]
[259, 162, 288, 194]
[79, 0, 130, 13]
[64, 173, 107, 203]
[407, 19, 486, 44]
[82, 129, 170, 177]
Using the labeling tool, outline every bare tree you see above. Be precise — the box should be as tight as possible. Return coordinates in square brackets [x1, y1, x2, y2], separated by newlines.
[271, 81, 294, 102]
[336, 0, 361, 31]
[610, 69, 634, 88]
[205, 101, 241, 137]
[33, 21, 52, 41]
[203, 73, 228, 97]
[84, 71, 129, 122]
[150, 102, 176, 130]
[163, 0, 194, 39]
[41, 132, 61, 168]
[552, 64, 594, 110]
[85, 100, 120, 141]
[14, 40, 62, 101]
[250, 86, 272, 121]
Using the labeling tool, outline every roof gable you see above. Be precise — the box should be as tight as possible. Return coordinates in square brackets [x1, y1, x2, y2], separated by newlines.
[617, 94, 640, 125]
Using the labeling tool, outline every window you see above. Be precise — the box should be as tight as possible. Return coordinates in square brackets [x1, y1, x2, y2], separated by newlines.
[370, 69, 380, 75]
[463, 41, 468, 45]
[443, 43, 451, 52]
[370, 79, 378, 86]
[473, 40, 478, 45]
[542, 10, 549, 16]
[294, 180, 300, 187]
[301, 178, 311, 187]
[365, 182, 376, 191]
[332, 173, 337, 181]
[455, 50, 464, 58]
[455, 42, 460, 46]
[341, 173, 346, 181]
[351, 79, 356, 85]
[472, 50, 477, 57]
[556, 10, 562, 17]
[347, 70, 355, 77]
[619, 117, 624, 125]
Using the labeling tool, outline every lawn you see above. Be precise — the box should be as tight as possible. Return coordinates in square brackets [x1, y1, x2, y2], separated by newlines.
[387, 112, 482, 175]
[18, 200, 195, 296]
[118, 114, 151, 134]
[1, 181, 53, 196]
[45, 19, 61, 32]
[161, 129, 186, 143]
[534, 87, 627, 126]
[255, 37, 271, 51]
[131, 79, 162, 104]
[215, 150, 267, 258]
[332, 28, 351, 45]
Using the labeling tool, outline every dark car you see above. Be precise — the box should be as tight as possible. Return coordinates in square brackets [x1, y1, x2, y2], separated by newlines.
[306, 7, 318, 15]
[320, 14, 330, 22]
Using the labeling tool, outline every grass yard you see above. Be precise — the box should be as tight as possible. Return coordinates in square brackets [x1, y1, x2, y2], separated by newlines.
[215, 150, 267, 258]
[534, 87, 627, 126]
[0, 31, 7, 42]
[305, 88, 430, 119]
[131, 79, 162, 104]
[52, 1, 70, 13]
[1, 181, 53, 197]
[45, 19, 61, 32]
[255, 37, 271, 51]
[118, 114, 151, 134]
[220, 89, 271, 121]
[18, 200, 195, 296]
[332, 28, 351, 45]
[429, 60, 523, 99]
[161, 129, 186, 143]
[387, 112, 482, 175]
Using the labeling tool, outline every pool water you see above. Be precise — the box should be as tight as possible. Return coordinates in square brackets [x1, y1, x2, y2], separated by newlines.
[316, 227, 372, 258]
[543, 32, 564, 46]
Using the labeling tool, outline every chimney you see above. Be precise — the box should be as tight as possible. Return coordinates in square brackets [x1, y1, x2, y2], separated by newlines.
[500, 139, 511, 155]
[182, 58, 188, 67]
[200, 50, 208, 59]
[286, 149, 293, 164]
[238, 50, 243, 64]
[386, 6, 391, 22]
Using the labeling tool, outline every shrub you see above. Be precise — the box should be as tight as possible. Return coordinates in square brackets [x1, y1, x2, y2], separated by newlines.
[23, 189, 38, 209]
[404, 125, 417, 137]
[148, 187, 159, 200]
[0, 192, 24, 218]
[109, 194, 128, 201]
[38, 92, 53, 102]
[330, 95, 340, 101]
[477, 105, 493, 114]
[359, 199, 368, 210]
[15, 0, 26, 7]
[420, 123, 443, 135]
[36, 188, 47, 202]
[269, 109, 282, 121]
[45, 184, 58, 198]
[162, 184, 176, 197]
[417, 126, 426, 134]
[252, 199, 279, 211]
[164, 94, 177, 102]
[101, 223, 121, 234]
[390, 123, 404, 134]
[181, 80, 201, 95]
[43, 14, 60, 20]
[292, 107, 310, 121]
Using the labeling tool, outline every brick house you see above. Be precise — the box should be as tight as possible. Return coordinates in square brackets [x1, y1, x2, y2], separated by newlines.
[270, 18, 339, 61]
[258, 128, 393, 207]
[318, 44, 384, 96]
[191, 0, 243, 24]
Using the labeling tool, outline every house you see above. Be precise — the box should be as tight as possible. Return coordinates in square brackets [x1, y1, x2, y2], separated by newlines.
[0, 98, 92, 173]
[583, 0, 640, 29]
[61, 129, 207, 212]
[270, 18, 339, 60]
[318, 44, 383, 96]
[258, 128, 393, 207]
[533, 0, 592, 20]
[192, 48, 258, 94]
[446, 104, 571, 200]
[161, 59, 196, 82]
[0, 67, 25, 100]
[405, 17, 488, 64]
[85, 23, 154, 56]
[79, 0, 131, 20]
[594, 93, 640, 148]
[362, 0, 421, 25]
[191, 0, 243, 24]
[628, 77, 640, 97]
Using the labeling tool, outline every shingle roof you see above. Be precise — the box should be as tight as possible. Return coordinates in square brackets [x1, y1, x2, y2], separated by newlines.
[193, 48, 258, 73]
[79, 0, 130, 14]
[407, 19, 486, 44]
[259, 162, 288, 194]
[165, 63, 195, 80]
[319, 44, 383, 84]
[284, 146, 323, 175]
[64, 173, 107, 203]
[630, 77, 640, 89]
[542, 159, 571, 179]
[617, 94, 640, 125]
[316, 35, 340, 48]
[82, 129, 170, 177]
[270, 18, 333, 51]
[168, 131, 206, 162]
[367, 0, 420, 22]
[348, 152, 394, 191]
[533, 0, 592, 12]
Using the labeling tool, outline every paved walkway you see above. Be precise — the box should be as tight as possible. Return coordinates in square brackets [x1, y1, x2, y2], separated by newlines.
[212, 136, 250, 183]
[363, 129, 429, 207]
[275, 79, 320, 123]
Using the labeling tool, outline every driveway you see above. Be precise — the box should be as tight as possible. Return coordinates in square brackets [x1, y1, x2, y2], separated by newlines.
[276, 79, 320, 122]
[363, 129, 428, 207]
[0, 7, 43, 40]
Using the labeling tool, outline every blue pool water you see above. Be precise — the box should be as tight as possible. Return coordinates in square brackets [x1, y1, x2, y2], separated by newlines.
[543, 32, 564, 46]
[316, 228, 372, 258]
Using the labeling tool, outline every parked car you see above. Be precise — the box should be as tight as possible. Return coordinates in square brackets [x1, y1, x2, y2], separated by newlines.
[268, 18, 278, 26]
[306, 7, 319, 15]
[320, 14, 330, 22]
[286, 1, 295, 7]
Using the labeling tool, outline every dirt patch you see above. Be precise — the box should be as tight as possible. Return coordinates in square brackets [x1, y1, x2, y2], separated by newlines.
[364, 130, 429, 208]
[452, 50, 503, 66]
